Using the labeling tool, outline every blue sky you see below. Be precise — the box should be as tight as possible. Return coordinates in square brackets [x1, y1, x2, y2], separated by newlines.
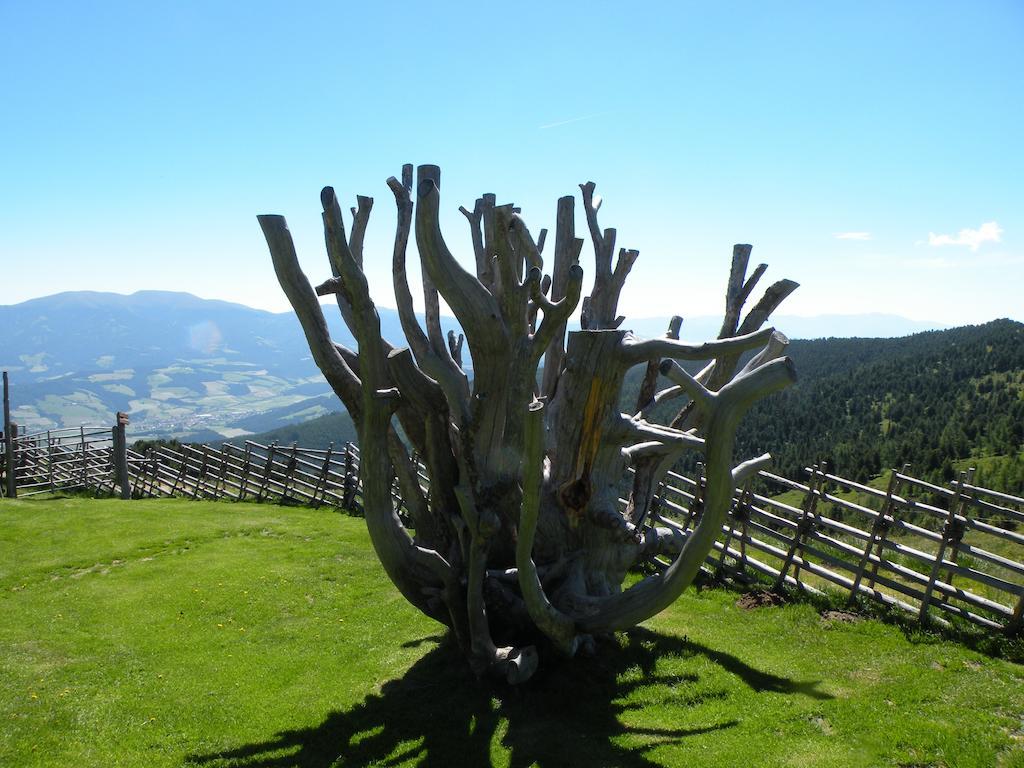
[2, 1, 1021, 326]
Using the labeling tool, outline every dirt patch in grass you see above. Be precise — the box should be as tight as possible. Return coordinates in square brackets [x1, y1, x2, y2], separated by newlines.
[735, 588, 787, 609]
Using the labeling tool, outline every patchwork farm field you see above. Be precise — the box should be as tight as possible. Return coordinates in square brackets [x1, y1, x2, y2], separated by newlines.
[2, 497, 1023, 768]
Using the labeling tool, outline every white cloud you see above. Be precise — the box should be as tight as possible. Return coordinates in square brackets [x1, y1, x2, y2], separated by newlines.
[927, 221, 1003, 252]
[834, 232, 871, 240]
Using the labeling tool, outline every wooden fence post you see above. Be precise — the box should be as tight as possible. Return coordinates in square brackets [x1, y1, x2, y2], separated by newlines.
[1010, 594, 1024, 636]
[279, 443, 298, 504]
[848, 470, 898, 603]
[113, 412, 130, 500]
[866, 464, 910, 592]
[944, 468, 973, 587]
[919, 471, 966, 624]
[79, 426, 87, 490]
[46, 429, 54, 492]
[775, 463, 823, 591]
[342, 442, 358, 511]
[684, 461, 705, 530]
[170, 450, 187, 496]
[312, 443, 334, 509]
[211, 444, 228, 500]
[2, 371, 14, 499]
[238, 443, 253, 500]
[735, 483, 753, 579]
[191, 446, 208, 499]
[258, 443, 277, 502]
[717, 481, 751, 578]
[141, 451, 156, 497]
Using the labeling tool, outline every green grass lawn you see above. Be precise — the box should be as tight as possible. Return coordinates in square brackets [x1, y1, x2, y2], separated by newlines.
[1, 497, 1023, 768]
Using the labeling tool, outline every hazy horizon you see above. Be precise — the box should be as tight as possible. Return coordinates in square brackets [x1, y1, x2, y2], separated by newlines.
[11, 287, 1022, 345]
[2, 3, 1021, 328]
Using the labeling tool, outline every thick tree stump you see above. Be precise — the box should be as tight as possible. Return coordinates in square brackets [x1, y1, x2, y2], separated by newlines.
[259, 165, 798, 681]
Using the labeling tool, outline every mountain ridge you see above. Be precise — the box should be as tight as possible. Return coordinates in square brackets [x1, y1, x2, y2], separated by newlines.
[2, 291, 1018, 474]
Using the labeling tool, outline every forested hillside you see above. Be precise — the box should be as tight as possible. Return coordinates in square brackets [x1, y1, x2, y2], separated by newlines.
[243, 411, 357, 449]
[730, 319, 1024, 490]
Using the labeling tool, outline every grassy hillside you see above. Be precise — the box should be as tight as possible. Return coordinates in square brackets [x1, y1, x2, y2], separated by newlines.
[2, 496, 1023, 767]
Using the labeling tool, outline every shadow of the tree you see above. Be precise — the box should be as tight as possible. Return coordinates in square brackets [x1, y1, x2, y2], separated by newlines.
[188, 627, 829, 768]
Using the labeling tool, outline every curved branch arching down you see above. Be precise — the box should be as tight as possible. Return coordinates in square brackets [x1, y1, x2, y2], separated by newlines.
[258, 165, 799, 683]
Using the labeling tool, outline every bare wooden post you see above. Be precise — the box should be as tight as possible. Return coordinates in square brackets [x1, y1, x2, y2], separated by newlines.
[4, 372, 16, 498]
[775, 464, 821, 590]
[190, 446, 208, 499]
[279, 443, 298, 504]
[342, 442, 358, 511]
[944, 468, 972, 587]
[149, 453, 160, 497]
[867, 465, 910, 592]
[129, 454, 142, 498]
[312, 442, 334, 508]
[141, 451, 156, 497]
[257, 443, 277, 501]
[238, 443, 253, 500]
[79, 425, 87, 490]
[919, 473, 963, 624]
[113, 412, 131, 500]
[212, 444, 228, 500]
[1010, 594, 1024, 636]
[170, 450, 187, 496]
[734, 483, 753, 579]
[46, 429, 54, 492]
[717, 482, 751, 577]
[848, 470, 898, 603]
[684, 462, 706, 530]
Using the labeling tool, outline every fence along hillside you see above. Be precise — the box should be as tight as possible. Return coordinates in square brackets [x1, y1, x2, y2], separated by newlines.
[2, 420, 1022, 637]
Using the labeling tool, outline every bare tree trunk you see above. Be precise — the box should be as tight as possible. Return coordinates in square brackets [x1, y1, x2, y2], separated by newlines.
[259, 165, 797, 682]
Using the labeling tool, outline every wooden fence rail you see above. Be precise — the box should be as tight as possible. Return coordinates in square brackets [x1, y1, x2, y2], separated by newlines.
[2, 423, 1022, 635]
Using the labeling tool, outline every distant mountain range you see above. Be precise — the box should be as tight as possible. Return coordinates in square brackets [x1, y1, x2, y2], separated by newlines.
[0, 291, 457, 439]
[0, 290, 969, 441]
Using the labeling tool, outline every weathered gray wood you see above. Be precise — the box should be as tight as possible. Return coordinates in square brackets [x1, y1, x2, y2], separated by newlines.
[79, 426, 87, 490]
[919, 474, 964, 624]
[278, 443, 299, 504]
[774, 464, 822, 590]
[943, 470, 972, 587]
[46, 429, 54, 492]
[113, 419, 130, 500]
[848, 470, 898, 603]
[238, 443, 253, 500]
[257, 443, 276, 501]
[312, 443, 334, 508]
[2, 372, 13, 498]
[260, 166, 799, 680]
[539, 196, 582, 400]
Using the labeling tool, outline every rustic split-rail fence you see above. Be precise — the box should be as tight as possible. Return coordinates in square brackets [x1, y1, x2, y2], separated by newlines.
[2, 413, 1022, 638]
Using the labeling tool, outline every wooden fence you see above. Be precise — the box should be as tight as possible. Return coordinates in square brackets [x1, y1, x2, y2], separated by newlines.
[2, 423, 1022, 635]
[1, 431, 366, 510]
[638, 463, 1024, 635]
[1, 426, 117, 496]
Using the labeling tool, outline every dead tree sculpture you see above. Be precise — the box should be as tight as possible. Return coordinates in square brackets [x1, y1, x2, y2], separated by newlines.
[259, 165, 798, 683]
